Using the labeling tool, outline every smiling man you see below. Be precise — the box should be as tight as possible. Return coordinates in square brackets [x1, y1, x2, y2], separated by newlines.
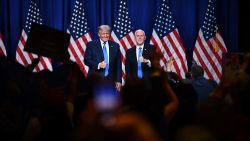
[125, 29, 155, 86]
[84, 25, 122, 91]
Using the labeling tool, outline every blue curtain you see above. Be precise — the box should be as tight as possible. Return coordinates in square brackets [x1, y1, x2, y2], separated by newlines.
[0, 0, 238, 67]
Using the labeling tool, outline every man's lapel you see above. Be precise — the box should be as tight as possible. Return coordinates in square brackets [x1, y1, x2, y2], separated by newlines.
[132, 47, 137, 64]
[108, 41, 113, 63]
[98, 40, 104, 60]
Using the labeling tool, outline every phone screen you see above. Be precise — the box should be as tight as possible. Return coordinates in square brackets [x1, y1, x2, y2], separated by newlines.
[93, 84, 120, 113]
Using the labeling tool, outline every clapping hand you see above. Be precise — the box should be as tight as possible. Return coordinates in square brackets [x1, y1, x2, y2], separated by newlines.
[166, 56, 174, 72]
[100, 61, 106, 69]
[139, 56, 149, 63]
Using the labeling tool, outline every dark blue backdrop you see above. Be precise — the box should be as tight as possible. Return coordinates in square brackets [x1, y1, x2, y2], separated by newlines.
[0, 0, 238, 67]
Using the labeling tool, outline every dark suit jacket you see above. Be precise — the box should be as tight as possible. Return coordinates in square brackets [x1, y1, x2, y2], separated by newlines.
[125, 44, 155, 81]
[84, 39, 122, 82]
[188, 77, 216, 103]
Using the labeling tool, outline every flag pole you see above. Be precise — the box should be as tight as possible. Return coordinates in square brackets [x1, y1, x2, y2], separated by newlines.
[214, 25, 219, 52]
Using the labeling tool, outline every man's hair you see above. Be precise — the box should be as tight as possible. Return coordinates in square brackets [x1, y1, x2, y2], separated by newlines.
[135, 29, 146, 36]
[97, 25, 111, 33]
[190, 65, 204, 79]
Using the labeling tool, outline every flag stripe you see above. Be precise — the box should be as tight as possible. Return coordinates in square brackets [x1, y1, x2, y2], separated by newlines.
[119, 38, 129, 82]
[150, 30, 168, 64]
[16, 47, 27, 66]
[17, 31, 30, 66]
[195, 36, 218, 81]
[216, 33, 227, 52]
[17, 31, 39, 67]
[0, 33, 7, 56]
[0, 49, 4, 56]
[79, 34, 91, 73]
[207, 39, 222, 66]
[172, 29, 188, 72]
[69, 38, 88, 76]
[75, 39, 84, 55]
[35, 57, 52, 72]
[193, 48, 213, 78]
[110, 32, 126, 83]
[193, 47, 214, 80]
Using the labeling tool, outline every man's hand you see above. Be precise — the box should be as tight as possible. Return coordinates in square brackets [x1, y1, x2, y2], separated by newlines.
[115, 82, 122, 92]
[140, 56, 151, 67]
[139, 56, 148, 63]
[139, 56, 144, 63]
[99, 61, 106, 69]
[166, 56, 174, 72]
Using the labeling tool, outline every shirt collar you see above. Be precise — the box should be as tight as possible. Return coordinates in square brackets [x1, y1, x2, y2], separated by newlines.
[100, 39, 108, 45]
[136, 44, 144, 49]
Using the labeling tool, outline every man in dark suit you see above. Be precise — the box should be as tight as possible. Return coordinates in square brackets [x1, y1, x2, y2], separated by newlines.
[84, 25, 122, 91]
[125, 29, 155, 87]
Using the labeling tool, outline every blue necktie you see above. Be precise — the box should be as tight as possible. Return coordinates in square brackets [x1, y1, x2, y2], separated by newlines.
[103, 42, 109, 76]
[137, 47, 143, 78]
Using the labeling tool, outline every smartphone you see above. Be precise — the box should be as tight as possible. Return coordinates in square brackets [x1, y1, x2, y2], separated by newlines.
[93, 83, 120, 113]
[93, 83, 120, 126]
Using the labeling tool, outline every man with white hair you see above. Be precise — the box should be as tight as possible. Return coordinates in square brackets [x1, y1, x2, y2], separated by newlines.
[125, 29, 155, 87]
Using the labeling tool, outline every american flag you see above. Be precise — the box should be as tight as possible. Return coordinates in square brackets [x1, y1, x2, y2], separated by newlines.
[150, 0, 188, 78]
[193, 0, 227, 83]
[67, 0, 92, 77]
[16, 0, 52, 72]
[110, 0, 136, 85]
[0, 32, 7, 56]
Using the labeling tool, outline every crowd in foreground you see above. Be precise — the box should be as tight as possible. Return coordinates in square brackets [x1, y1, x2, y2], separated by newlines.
[0, 52, 250, 141]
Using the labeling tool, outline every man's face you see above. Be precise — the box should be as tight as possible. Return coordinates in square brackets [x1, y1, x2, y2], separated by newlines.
[135, 31, 146, 46]
[98, 28, 110, 42]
